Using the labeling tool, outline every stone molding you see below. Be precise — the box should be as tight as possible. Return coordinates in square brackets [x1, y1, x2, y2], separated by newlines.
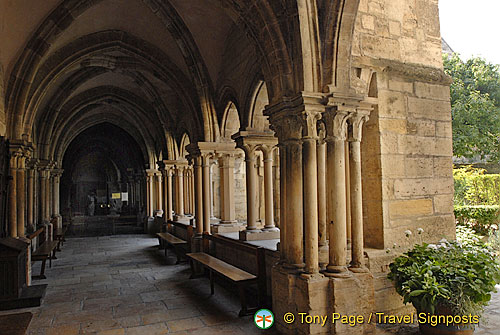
[352, 56, 453, 85]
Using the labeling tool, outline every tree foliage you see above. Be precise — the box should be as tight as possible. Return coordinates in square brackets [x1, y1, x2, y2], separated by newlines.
[443, 54, 500, 161]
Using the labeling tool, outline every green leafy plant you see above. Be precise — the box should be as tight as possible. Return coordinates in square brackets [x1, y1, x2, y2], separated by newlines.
[454, 205, 500, 236]
[388, 238, 500, 318]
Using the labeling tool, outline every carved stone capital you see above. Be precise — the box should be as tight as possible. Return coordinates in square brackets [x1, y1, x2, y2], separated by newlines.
[323, 110, 351, 142]
[348, 110, 371, 142]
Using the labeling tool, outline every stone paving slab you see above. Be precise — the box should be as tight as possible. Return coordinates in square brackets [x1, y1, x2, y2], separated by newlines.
[2, 234, 498, 334]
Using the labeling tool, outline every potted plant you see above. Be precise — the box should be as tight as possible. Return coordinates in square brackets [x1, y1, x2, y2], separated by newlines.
[388, 233, 500, 335]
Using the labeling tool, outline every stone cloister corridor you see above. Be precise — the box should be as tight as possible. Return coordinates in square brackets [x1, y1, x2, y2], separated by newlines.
[1, 0, 458, 334]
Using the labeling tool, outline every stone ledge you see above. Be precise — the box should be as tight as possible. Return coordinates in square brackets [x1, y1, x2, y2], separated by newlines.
[239, 229, 280, 241]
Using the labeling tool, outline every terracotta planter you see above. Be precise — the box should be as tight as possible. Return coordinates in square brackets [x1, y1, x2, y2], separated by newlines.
[419, 323, 474, 335]
[417, 307, 475, 335]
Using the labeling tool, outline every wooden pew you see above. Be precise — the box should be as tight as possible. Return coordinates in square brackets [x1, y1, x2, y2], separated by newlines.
[186, 233, 267, 316]
[27, 226, 58, 280]
[156, 222, 193, 264]
[54, 225, 69, 251]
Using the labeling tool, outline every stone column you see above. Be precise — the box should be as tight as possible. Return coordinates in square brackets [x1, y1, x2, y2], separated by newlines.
[146, 170, 154, 217]
[218, 153, 237, 224]
[209, 163, 215, 219]
[324, 107, 351, 277]
[242, 144, 259, 232]
[193, 156, 203, 235]
[51, 169, 63, 228]
[278, 145, 287, 262]
[16, 156, 26, 237]
[190, 168, 195, 216]
[202, 154, 211, 233]
[348, 111, 370, 272]
[317, 126, 328, 269]
[264, 112, 304, 268]
[44, 169, 51, 222]
[175, 165, 185, 218]
[39, 168, 47, 224]
[157, 172, 163, 212]
[8, 153, 19, 237]
[345, 142, 351, 242]
[262, 146, 278, 231]
[285, 129, 304, 269]
[163, 165, 174, 221]
[302, 110, 321, 274]
[184, 168, 190, 214]
[27, 164, 35, 232]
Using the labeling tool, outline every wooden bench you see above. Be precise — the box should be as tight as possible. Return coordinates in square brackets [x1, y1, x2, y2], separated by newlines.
[28, 226, 59, 280]
[55, 225, 68, 251]
[186, 233, 267, 316]
[156, 222, 193, 263]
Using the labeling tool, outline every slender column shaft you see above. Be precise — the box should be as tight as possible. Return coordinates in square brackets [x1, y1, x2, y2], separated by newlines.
[219, 155, 236, 223]
[157, 174, 163, 211]
[287, 141, 304, 268]
[326, 138, 348, 275]
[190, 171, 195, 216]
[148, 175, 154, 216]
[45, 172, 50, 221]
[194, 158, 203, 234]
[244, 149, 258, 230]
[345, 142, 351, 241]
[27, 168, 34, 230]
[202, 155, 211, 233]
[166, 169, 173, 220]
[40, 171, 46, 223]
[209, 164, 214, 218]
[317, 140, 328, 267]
[51, 176, 57, 217]
[184, 170, 189, 214]
[219, 160, 225, 220]
[17, 165, 25, 236]
[303, 139, 319, 274]
[279, 146, 287, 261]
[8, 161, 17, 237]
[263, 151, 275, 229]
[350, 140, 366, 270]
[176, 167, 185, 216]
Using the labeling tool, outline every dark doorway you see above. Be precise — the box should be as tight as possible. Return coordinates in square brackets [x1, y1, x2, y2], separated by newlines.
[60, 123, 146, 235]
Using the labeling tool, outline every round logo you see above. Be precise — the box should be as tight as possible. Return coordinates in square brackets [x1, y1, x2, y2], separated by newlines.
[254, 309, 275, 329]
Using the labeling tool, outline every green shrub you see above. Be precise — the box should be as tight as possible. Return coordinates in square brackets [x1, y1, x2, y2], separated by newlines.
[388, 240, 500, 318]
[453, 166, 500, 206]
[454, 205, 500, 236]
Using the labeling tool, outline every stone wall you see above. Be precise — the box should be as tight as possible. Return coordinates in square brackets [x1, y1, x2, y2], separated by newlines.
[353, 0, 442, 68]
[353, 0, 455, 250]
[352, 0, 456, 322]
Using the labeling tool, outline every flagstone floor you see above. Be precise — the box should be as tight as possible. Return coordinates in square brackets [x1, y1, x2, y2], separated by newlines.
[3, 234, 499, 334]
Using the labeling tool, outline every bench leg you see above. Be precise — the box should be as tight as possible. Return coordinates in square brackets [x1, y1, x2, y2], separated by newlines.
[209, 270, 214, 295]
[238, 284, 248, 317]
[37, 259, 47, 280]
[174, 246, 182, 265]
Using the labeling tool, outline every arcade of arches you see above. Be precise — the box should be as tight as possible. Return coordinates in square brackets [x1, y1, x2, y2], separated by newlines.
[0, 0, 455, 334]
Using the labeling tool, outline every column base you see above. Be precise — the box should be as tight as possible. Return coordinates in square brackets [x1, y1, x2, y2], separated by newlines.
[211, 222, 242, 233]
[262, 226, 280, 232]
[173, 214, 186, 221]
[323, 265, 352, 278]
[272, 265, 375, 335]
[239, 229, 280, 241]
